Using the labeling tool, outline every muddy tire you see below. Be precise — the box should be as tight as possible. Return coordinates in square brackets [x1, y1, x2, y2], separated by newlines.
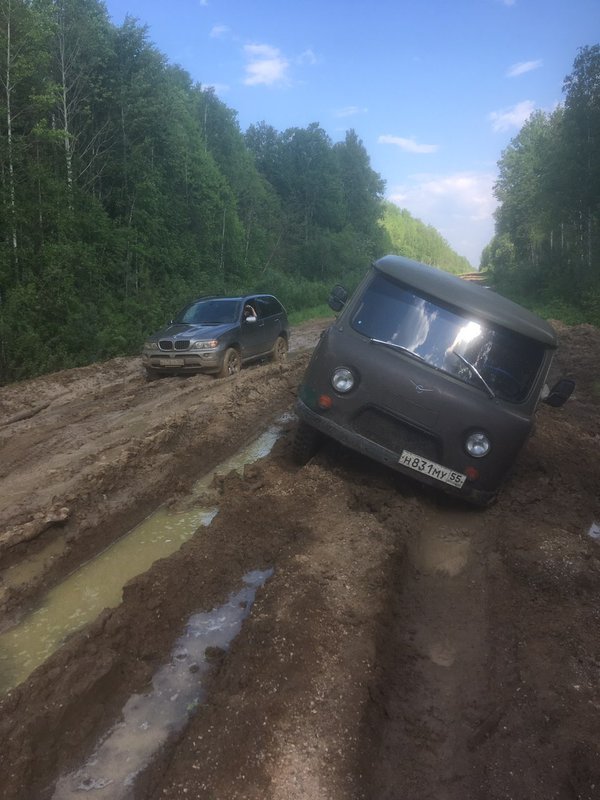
[145, 367, 161, 382]
[271, 335, 288, 363]
[291, 421, 321, 465]
[217, 348, 241, 378]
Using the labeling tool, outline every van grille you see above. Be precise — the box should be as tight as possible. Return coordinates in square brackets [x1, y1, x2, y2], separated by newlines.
[352, 407, 441, 461]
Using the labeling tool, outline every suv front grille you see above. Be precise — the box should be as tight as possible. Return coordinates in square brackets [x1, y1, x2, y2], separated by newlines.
[352, 407, 441, 461]
[158, 340, 191, 351]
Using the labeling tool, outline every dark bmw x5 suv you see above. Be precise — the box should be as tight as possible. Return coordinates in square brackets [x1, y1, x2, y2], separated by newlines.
[293, 255, 574, 506]
[142, 294, 289, 379]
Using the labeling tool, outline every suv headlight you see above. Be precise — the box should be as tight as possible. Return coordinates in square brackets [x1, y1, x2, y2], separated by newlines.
[331, 367, 355, 393]
[191, 339, 219, 350]
[465, 431, 491, 458]
[145, 341, 159, 350]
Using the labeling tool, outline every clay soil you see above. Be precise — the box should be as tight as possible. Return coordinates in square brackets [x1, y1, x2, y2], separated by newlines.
[0, 318, 599, 800]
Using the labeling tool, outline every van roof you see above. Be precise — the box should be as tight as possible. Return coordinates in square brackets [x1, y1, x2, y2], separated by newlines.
[374, 255, 557, 348]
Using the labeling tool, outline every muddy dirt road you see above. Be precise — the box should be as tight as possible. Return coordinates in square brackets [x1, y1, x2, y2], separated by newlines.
[0, 319, 599, 800]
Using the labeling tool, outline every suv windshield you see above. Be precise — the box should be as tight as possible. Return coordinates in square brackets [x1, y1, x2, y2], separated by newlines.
[176, 299, 241, 325]
[350, 272, 544, 403]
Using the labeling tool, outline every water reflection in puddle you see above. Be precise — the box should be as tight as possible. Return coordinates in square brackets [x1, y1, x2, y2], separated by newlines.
[427, 640, 456, 668]
[587, 521, 600, 540]
[409, 518, 471, 578]
[0, 537, 67, 602]
[52, 569, 272, 800]
[0, 423, 284, 694]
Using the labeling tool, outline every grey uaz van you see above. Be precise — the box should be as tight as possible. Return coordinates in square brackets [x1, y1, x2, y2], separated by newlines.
[293, 255, 574, 506]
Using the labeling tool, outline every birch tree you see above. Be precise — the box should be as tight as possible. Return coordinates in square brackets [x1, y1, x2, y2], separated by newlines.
[0, 0, 37, 275]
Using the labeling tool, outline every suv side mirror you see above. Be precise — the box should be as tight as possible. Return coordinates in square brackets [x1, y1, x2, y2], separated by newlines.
[328, 284, 348, 312]
[543, 378, 575, 408]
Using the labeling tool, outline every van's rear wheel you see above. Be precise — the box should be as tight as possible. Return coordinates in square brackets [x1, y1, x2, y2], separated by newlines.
[291, 421, 321, 465]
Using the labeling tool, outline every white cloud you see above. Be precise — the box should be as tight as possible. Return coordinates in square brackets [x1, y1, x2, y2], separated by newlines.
[298, 48, 318, 66]
[379, 134, 439, 154]
[334, 105, 368, 118]
[243, 44, 290, 87]
[488, 100, 535, 132]
[387, 171, 498, 266]
[507, 59, 542, 77]
[210, 25, 230, 38]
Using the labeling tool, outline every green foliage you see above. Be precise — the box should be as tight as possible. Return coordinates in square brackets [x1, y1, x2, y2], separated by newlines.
[0, 0, 475, 383]
[252, 269, 330, 314]
[380, 203, 471, 274]
[288, 305, 333, 325]
[487, 280, 600, 329]
[486, 44, 600, 326]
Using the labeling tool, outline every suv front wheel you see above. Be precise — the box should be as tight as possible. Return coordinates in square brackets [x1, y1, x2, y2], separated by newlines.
[217, 348, 241, 378]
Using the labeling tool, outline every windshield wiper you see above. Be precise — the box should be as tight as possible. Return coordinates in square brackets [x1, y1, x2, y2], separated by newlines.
[451, 352, 495, 399]
[369, 338, 427, 363]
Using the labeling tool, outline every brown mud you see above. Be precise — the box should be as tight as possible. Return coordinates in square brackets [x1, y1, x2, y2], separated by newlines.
[0, 318, 599, 800]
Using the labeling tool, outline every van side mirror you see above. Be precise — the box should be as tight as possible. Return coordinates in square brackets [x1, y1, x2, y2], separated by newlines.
[328, 284, 348, 312]
[543, 378, 575, 407]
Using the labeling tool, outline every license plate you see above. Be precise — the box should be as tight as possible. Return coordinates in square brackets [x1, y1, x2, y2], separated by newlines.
[399, 450, 466, 488]
[159, 358, 184, 367]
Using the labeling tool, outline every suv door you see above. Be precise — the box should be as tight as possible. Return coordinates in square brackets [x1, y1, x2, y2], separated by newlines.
[254, 296, 283, 353]
[240, 297, 266, 359]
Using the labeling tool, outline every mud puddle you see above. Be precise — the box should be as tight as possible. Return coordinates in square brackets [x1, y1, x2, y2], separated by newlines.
[367, 505, 488, 797]
[0, 423, 285, 694]
[52, 569, 272, 800]
[587, 521, 600, 539]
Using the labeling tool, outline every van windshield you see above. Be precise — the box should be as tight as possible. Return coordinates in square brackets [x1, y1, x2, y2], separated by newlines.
[350, 272, 545, 403]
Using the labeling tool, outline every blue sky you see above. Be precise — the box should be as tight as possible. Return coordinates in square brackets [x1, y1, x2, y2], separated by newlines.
[103, 0, 599, 267]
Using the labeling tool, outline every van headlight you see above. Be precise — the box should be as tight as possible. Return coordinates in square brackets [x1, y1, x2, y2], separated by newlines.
[331, 367, 355, 393]
[465, 432, 491, 458]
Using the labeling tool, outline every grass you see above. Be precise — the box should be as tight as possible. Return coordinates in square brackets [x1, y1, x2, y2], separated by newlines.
[526, 299, 600, 327]
[288, 304, 334, 325]
[488, 282, 600, 328]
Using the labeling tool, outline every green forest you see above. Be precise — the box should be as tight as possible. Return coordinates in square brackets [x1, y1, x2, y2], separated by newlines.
[0, 0, 468, 383]
[482, 45, 600, 325]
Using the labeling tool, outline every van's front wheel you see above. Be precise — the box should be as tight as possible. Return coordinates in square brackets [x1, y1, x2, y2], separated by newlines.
[291, 421, 321, 465]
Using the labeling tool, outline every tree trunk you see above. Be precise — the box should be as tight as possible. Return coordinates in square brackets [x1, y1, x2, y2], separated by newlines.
[57, 21, 74, 206]
[3, 0, 19, 276]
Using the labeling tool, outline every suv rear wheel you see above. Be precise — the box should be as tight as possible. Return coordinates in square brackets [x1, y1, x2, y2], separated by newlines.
[271, 335, 288, 362]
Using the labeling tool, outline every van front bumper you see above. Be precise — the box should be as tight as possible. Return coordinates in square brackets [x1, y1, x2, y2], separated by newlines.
[295, 397, 496, 507]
